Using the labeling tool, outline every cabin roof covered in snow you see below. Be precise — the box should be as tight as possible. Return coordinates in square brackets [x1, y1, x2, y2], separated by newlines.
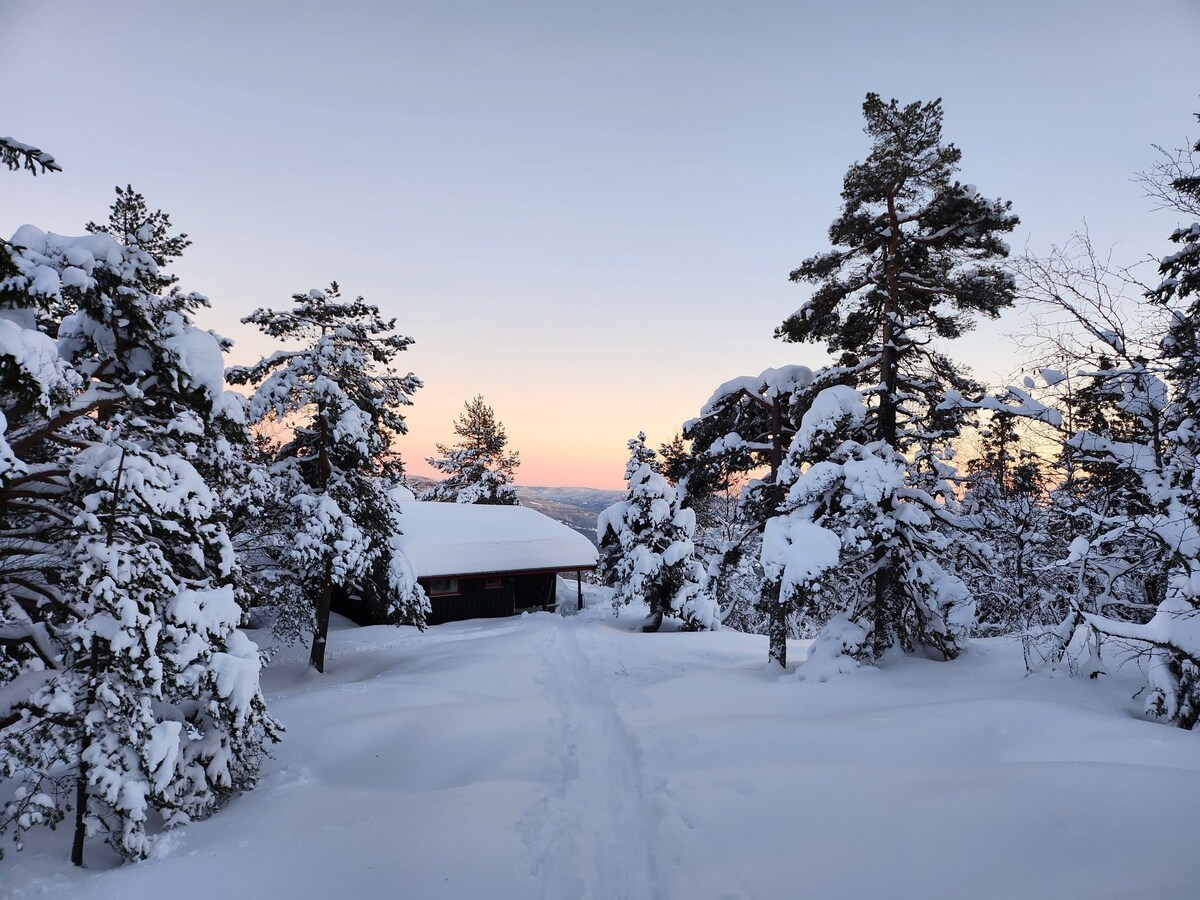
[395, 501, 598, 578]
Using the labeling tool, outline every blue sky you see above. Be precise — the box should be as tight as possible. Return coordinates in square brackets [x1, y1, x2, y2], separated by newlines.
[3, 0, 1198, 486]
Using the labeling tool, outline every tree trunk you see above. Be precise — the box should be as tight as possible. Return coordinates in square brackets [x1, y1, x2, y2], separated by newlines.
[641, 608, 664, 633]
[879, 190, 903, 449]
[866, 189, 905, 658]
[308, 393, 335, 674]
[309, 559, 334, 673]
[71, 642, 101, 867]
[72, 450, 129, 865]
[762, 580, 787, 668]
[872, 550, 891, 660]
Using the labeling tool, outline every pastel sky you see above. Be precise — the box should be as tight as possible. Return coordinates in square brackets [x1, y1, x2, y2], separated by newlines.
[3, 1, 1197, 488]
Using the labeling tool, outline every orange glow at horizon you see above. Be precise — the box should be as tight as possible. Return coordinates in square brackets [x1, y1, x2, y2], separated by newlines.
[396, 385, 682, 492]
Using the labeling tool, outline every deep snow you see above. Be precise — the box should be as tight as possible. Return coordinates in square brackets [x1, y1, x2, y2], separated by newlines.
[6, 591, 1200, 899]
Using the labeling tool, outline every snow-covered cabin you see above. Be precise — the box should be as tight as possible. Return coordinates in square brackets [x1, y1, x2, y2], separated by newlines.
[394, 501, 598, 625]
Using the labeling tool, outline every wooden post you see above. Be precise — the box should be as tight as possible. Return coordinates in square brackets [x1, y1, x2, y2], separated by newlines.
[576, 569, 583, 611]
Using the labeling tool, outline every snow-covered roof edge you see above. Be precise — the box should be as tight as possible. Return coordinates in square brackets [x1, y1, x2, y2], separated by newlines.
[394, 500, 598, 579]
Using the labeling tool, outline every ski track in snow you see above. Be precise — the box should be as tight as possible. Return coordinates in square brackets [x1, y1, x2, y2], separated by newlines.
[519, 616, 662, 900]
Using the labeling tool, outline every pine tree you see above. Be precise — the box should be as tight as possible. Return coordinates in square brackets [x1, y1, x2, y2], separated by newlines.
[675, 367, 818, 646]
[1071, 110, 1200, 726]
[597, 434, 659, 613]
[87, 185, 191, 289]
[597, 434, 716, 632]
[1004, 111, 1200, 725]
[1001, 233, 1171, 673]
[681, 366, 813, 525]
[0, 133, 64, 530]
[1, 193, 278, 864]
[1140, 114, 1200, 724]
[229, 283, 426, 672]
[762, 385, 876, 670]
[3, 435, 277, 863]
[773, 94, 1018, 663]
[958, 415, 1057, 641]
[658, 432, 766, 633]
[422, 395, 520, 505]
[77, 186, 252, 562]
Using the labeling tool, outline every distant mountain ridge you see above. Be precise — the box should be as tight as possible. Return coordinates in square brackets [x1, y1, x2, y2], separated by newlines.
[404, 477, 622, 545]
[513, 486, 624, 544]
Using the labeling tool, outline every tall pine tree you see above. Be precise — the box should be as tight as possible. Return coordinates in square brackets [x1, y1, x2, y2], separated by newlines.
[1, 190, 278, 865]
[229, 284, 426, 672]
[775, 94, 1019, 662]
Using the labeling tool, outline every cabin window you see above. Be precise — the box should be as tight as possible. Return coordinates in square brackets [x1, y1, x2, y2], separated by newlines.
[485, 578, 504, 590]
[427, 578, 459, 597]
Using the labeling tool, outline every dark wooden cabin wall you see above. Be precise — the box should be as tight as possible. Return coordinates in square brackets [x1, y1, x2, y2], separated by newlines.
[336, 571, 569, 626]
[425, 573, 558, 625]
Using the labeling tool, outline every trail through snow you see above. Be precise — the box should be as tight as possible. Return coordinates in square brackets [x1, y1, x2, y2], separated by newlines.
[520, 616, 660, 899]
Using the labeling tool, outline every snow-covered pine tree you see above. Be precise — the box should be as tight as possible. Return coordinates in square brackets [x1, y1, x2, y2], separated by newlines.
[229, 283, 426, 672]
[681, 365, 813, 527]
[0, 259, 76, 682]
[762, 384, 874, 670]
[1136, 113, 1200, 725]
[0, 194, 278, 864]
[958, 414, 1058, 640]
[1048, 360, 1168, 676]
[422, 395, 520, 505]
[597, 433, 716, 632]
[659, 434, 765, 633]
[1002, 234, 1174, 677]
[676, 366, 816, 641]
[1067, 110, 1200, 727]
[221, 430, 296, 623]
[1, 146, 68, 684]
[775, 94, 1019, 662]
[86, 184, 192, 292]
[0, 134, 63, 548]
[597, 434, 659, 608]
[3, 432, 278, 864]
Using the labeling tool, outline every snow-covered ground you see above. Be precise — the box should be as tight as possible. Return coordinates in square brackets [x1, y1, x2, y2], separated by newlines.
[8, 591, 1200, 899]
